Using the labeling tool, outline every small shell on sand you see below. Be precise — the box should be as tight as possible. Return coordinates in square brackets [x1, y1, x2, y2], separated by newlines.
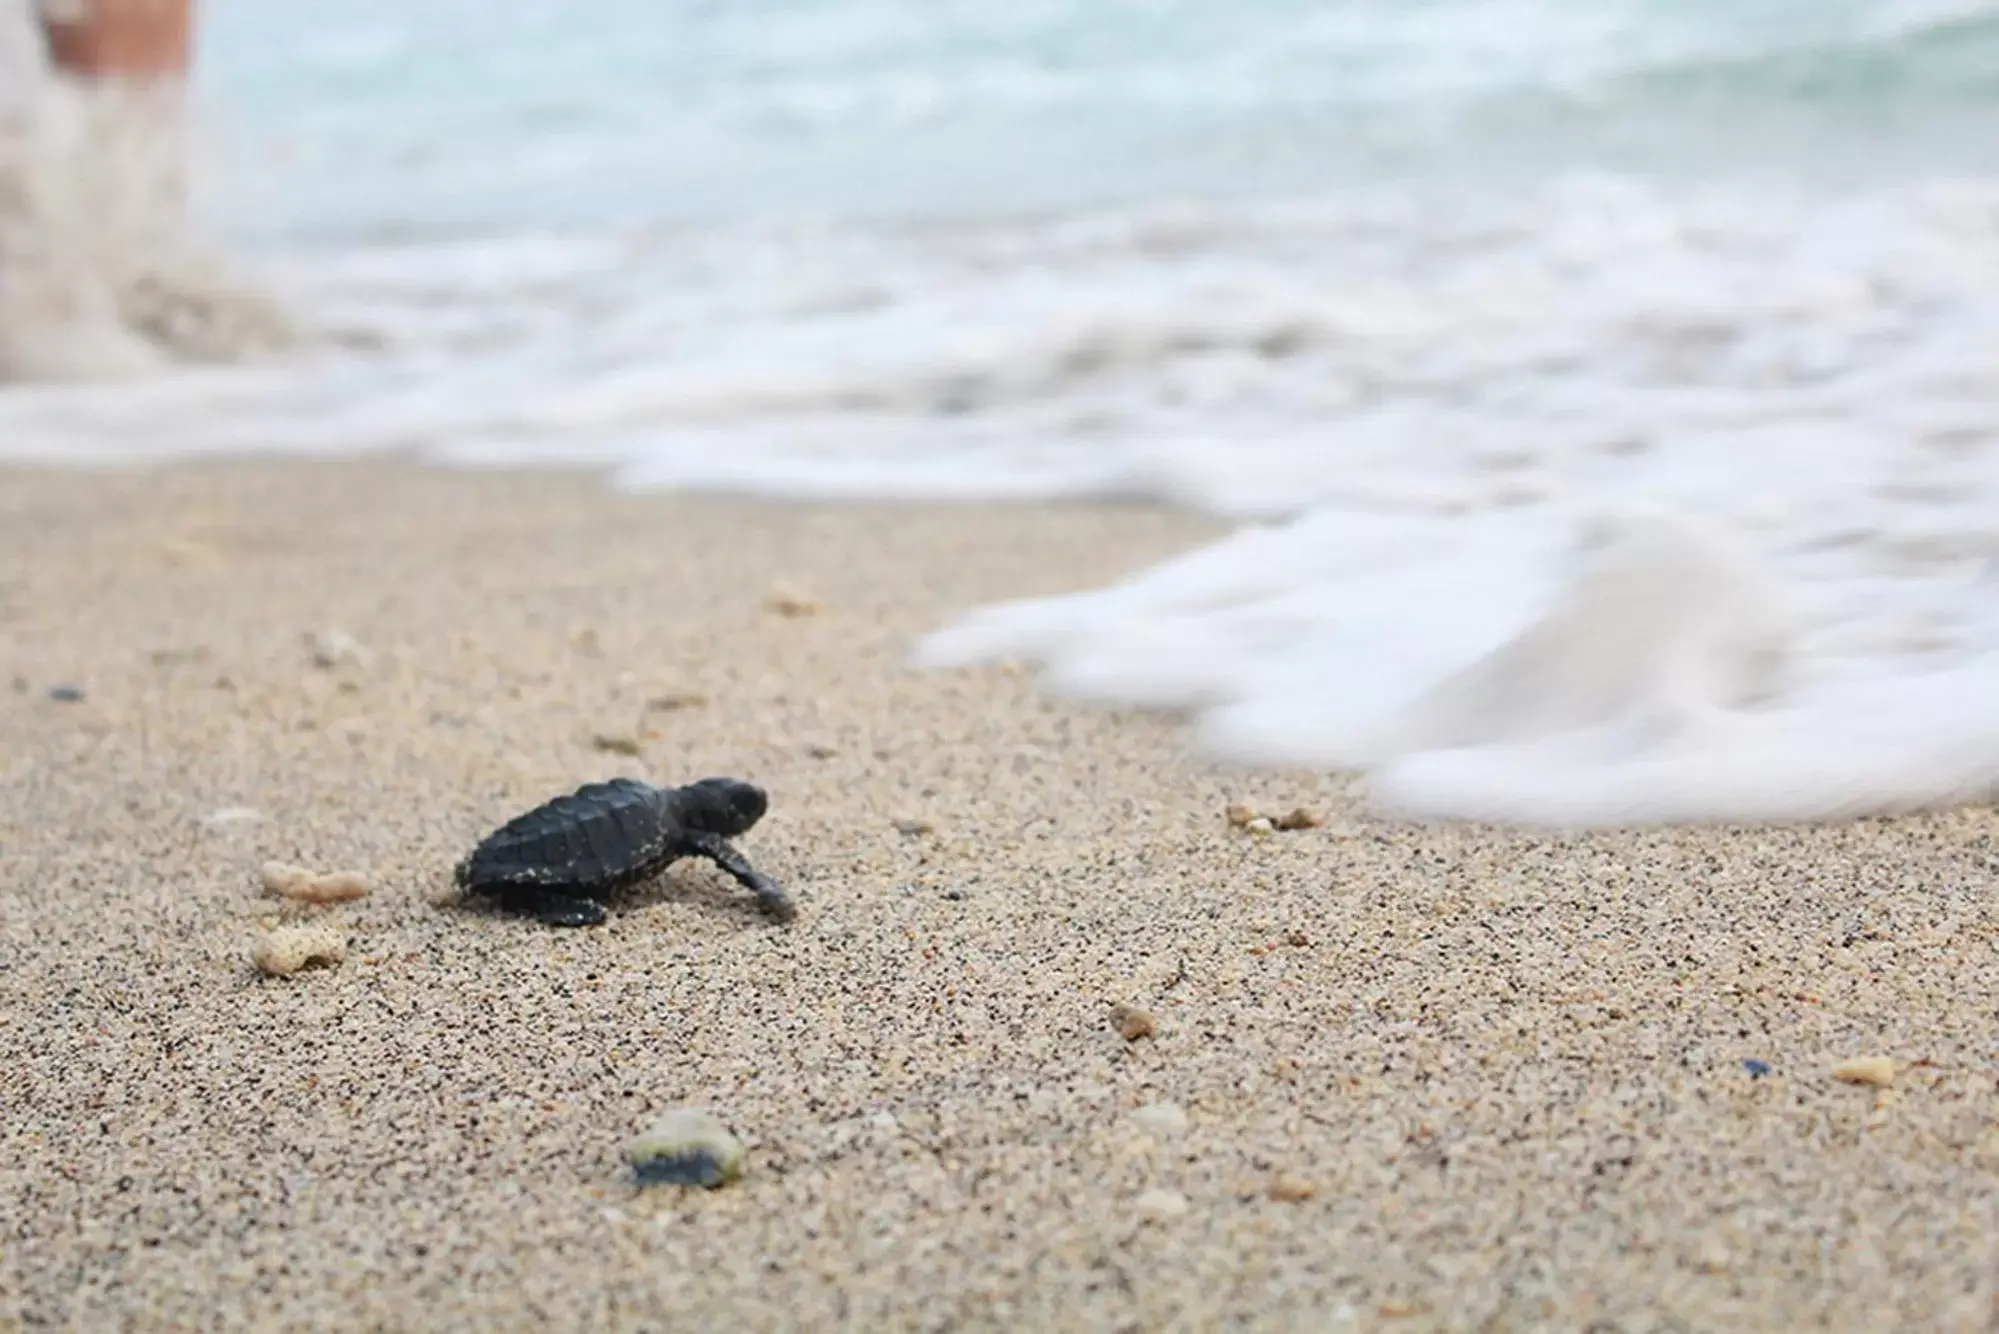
[1227, 802, 1320, 832]
[1134, 1188, 1190, 1223]
[1267, 1175, 1318, 1203]
[1832, 1056, 1898, 1087]
[766, 584, 822, 618]
[306, 629, 368, 669]
[626, 1109, 744, 1188]
[1109, 1003, 1157, 1042]
[253, 924, 348, 976]
[260, 861, 371, 904]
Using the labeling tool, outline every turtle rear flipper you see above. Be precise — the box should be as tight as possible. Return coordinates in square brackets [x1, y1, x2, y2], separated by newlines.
[497, 886, 608, 928]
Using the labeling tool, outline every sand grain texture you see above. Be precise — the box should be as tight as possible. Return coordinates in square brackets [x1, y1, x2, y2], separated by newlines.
[3, 461, 1998, 1332]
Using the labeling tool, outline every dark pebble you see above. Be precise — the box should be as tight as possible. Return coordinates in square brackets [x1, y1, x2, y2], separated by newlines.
[1742, 1059, 1772, 1078]
[47, 685, 84, 702]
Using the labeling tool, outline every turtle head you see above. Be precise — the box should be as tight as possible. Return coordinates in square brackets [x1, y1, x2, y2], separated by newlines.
[681, 777, 768, 837]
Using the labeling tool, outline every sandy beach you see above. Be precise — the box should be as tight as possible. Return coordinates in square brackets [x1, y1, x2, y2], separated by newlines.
[3, 458, 1997, 1333]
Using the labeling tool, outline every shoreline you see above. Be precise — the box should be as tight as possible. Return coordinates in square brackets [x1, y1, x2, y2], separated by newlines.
[4, 457, 1996, 1331]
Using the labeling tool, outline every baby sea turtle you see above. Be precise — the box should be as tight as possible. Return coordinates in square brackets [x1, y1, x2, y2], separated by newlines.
[455, 776, 794, 926]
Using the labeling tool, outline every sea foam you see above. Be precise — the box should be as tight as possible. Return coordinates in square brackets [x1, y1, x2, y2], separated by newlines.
[919, 503, 1999, 826]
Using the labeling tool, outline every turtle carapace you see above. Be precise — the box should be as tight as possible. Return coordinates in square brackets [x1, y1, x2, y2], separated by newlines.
[455, 776, 794, 926]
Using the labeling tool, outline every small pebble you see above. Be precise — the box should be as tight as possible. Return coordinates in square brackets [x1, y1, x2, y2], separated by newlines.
[1109, 1003, 1157, 1042]
[252, 924, 347, 976]
[1267, 1175, 1318, 1203]
[1224, 803, 1257, 829]
[893, 818, 935, 836]
[1134, 1188, 1190, 1223]
[593, 732, 643, 757]
[260, 861, 371, 904]
[1832, 1056, 1897, 1087]
[1245, 817, 1275, 836]
[1272, 807, 1323, 831]
[1129, 1102, 1189, 1137]
[645, 692, 708, 712]
[306, 629, 368, 669]
[46, 684, 85, 702]
[766, 584, 822, 618]
[626, 1109, 744, 1188]
[1742, 1059, 1773, 1078]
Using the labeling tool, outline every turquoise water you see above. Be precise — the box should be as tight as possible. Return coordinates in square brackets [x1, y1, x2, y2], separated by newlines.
[192, 0, 1999, 238]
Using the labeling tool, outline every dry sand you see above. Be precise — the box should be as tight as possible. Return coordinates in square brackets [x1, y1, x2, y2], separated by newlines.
[3, 459, 1997, 1333]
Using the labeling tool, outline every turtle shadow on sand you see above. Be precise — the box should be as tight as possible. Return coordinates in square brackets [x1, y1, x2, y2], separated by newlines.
[447, 866, 783, 930]
[451, 776, 796, 929]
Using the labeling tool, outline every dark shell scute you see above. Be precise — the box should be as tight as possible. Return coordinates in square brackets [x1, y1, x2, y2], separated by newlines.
[457, 777, 672, 893]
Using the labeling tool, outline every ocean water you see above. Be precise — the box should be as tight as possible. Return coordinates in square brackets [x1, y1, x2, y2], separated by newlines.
[6, 0, 1999, 826]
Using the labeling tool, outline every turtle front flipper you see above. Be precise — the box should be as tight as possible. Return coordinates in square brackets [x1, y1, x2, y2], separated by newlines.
[498, 886, 608, 928]
[683, 831, 795, 922]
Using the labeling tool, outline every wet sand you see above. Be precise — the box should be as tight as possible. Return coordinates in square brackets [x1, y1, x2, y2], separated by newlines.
[3, 459, 1996, 1332]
